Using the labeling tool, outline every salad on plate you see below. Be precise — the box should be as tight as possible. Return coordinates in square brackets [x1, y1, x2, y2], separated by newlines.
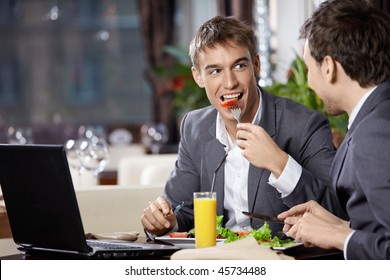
[166, 215, 299, 249]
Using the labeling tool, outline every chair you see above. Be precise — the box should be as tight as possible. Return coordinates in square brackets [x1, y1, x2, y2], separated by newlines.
[117, 154, 177, 187]
[105, 144, 145, 171]
[75, 185, 164, 235]
[140, 164, 174, 186]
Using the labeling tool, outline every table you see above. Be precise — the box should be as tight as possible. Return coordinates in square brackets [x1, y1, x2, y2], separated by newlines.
[0, 212, 12, 239]
[0, 237, 343, 260]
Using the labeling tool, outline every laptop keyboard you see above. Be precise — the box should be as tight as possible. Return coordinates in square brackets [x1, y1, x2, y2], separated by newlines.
[87, 240, 142, 250]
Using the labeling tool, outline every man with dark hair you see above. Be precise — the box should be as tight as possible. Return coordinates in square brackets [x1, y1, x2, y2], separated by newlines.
[278, 0, 390, 259]
[141, 15, 345, 237]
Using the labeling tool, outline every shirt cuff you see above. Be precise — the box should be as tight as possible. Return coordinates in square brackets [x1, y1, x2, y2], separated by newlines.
[343, 230, 356, 260]
[268, 155, 302, 197]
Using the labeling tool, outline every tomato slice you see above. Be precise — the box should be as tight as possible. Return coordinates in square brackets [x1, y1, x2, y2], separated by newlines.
[236, 231, 250, 237]
[221, 98, 238, 108]
[169, 232, 188, 238]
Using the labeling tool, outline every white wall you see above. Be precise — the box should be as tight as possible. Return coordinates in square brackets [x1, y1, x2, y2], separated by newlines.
[271, 0, 314, 83]
[179, 0, 314, 83]
[177, 0, 218, 49]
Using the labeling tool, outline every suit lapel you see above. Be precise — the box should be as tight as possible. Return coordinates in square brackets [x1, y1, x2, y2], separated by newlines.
[205, 122, 227, 215]
[330, 135, 350, 190]
[247, 165, 265, 211]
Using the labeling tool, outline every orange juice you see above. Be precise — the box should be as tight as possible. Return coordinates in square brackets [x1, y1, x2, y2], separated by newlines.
[193, 192, 217, 248]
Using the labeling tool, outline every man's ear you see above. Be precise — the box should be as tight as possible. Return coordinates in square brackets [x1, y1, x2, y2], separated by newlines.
[191, 66, 205, 88]
[253, 54, 260, 77]
[322, 55, 337, 83]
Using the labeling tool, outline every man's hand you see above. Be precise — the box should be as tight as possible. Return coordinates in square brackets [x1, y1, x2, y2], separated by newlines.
[141, 196, 177, 236]
[278, 200, 341, 231]
[236, 123, 288, 177]
[278, 201, 351, 250]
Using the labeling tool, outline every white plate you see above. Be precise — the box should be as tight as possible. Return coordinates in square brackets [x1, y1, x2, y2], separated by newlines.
[155, 235, 225, 249]
[271, 242, 303, 251]
[155, 235, 303, 250]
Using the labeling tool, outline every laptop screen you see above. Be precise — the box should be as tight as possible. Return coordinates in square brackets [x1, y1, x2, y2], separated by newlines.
[0, 144, 90, 254]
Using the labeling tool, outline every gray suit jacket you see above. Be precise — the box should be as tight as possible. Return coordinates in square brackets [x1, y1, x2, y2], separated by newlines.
[332, 81, 390, 259]
[164, 89, 345, 234]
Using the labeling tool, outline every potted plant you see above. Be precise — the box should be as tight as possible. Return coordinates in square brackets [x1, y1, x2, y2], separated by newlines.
[151, 46, 209, 117]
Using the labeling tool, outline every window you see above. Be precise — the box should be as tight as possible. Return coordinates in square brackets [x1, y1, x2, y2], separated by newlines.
[0, 0, 152, 143]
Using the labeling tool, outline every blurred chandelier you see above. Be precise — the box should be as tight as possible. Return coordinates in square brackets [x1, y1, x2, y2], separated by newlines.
[46, 1, 60, 21]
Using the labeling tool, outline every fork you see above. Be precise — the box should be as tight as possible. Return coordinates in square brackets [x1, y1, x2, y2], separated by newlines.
[231, 107, 241, 123]
[172, 201, 184, 214]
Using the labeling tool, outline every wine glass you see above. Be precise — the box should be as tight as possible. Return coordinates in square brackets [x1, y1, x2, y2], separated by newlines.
[64, 138, 87, 187]
[7, 126, 33, 145]
[78, 138, 110, 178]
[141, 122, 169, 154]
[78, 125, 106, 144]
[65, 139, 82, 172]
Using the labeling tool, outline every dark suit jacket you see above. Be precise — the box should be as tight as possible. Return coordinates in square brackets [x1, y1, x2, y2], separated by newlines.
[165, 89, 345, 234]
[332, 81, 390, 259]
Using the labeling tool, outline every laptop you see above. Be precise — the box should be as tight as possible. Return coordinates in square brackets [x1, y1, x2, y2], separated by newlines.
[0, 144, 180, 259]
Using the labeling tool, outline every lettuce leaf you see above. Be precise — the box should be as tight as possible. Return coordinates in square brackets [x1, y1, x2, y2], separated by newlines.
[249, 222, 272, 241]
[216, 215, 239, 241]
[191, 215, 285, 246]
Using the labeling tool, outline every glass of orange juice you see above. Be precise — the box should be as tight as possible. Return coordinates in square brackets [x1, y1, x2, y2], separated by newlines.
[193, 192, 217, 248]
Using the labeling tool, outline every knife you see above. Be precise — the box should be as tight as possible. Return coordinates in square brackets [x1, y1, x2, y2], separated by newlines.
[242, 211, 284, 224]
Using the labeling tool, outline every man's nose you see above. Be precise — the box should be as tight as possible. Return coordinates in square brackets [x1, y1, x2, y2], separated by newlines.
[224, 71, 238, 89]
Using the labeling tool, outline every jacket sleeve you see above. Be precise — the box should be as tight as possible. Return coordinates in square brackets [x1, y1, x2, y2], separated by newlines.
[280, 111, 348, 220]
[163, 112, 200, 232]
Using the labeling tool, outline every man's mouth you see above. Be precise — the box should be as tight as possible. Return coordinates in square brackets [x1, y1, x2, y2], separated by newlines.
[220, 93, 243, 108]
[221, 93, 242, 102]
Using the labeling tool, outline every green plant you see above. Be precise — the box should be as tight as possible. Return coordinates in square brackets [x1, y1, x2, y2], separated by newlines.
[153, 46, 209, 115]
[264, 53, 348, 136]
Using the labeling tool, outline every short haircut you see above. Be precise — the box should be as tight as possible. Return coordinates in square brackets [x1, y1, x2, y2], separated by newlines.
[189, 16, 258, 70]
[300, 0, 390, 87]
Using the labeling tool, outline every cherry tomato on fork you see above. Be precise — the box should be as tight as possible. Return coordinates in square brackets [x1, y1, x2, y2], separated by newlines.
[221, 98, 238, 108]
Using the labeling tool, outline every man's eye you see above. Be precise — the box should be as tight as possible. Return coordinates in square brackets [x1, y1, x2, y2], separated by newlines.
[235, 63, 246, 69]
[209, 69, 220, 75]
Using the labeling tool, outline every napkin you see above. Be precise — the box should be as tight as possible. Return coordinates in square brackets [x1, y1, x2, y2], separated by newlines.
[85, 231, 139, 241]
[171, 236, 294, 260]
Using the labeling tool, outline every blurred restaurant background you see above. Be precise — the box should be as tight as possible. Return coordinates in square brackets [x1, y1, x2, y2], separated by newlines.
[0, 0, 388, 150]
[1, 0, 390, 257]
[0, 0, 313, 148]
